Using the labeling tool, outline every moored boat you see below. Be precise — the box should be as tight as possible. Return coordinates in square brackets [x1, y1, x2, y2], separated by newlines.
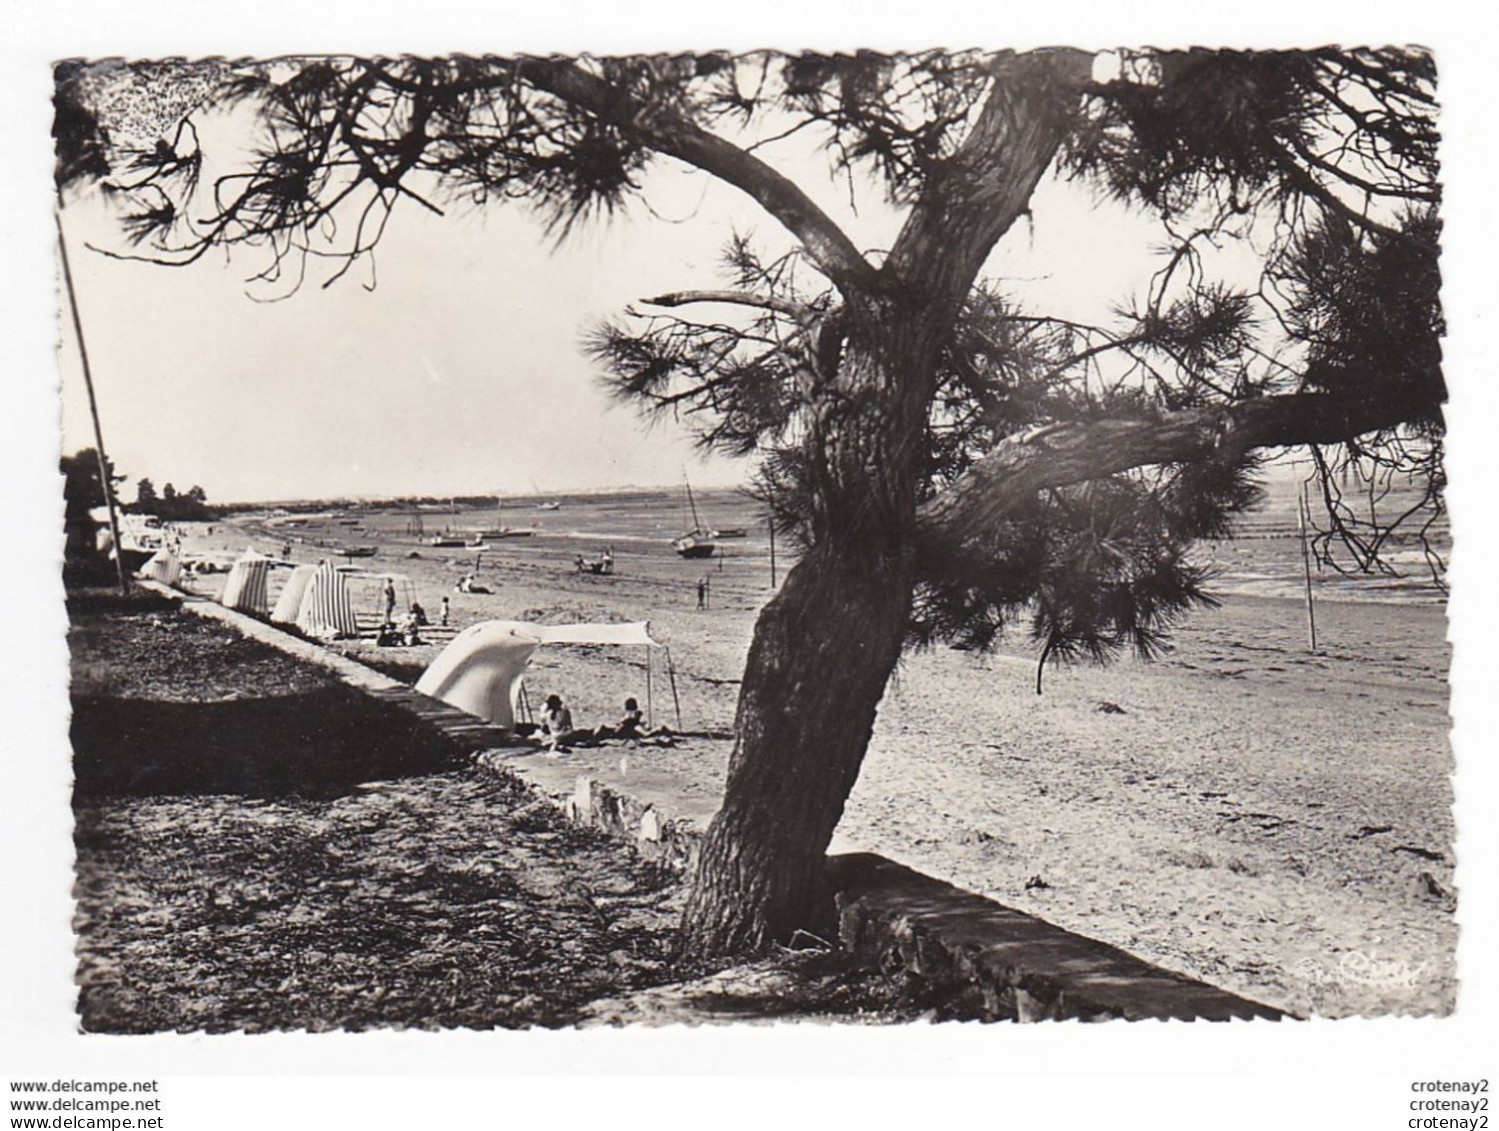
[672, 475, 718, 559]
[673, 532, 717, 559]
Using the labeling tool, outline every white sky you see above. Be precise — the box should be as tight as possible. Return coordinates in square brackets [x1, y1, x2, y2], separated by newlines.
[56, 75, 1171, 504]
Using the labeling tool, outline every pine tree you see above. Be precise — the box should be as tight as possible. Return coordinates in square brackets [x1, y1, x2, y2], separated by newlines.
[56, 48, 1443, 953]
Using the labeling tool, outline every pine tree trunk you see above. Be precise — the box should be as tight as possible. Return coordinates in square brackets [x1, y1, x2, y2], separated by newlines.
[679, 53, 1091, 955]
[680, 540, 912, 952]
[681, 303, 927, 953]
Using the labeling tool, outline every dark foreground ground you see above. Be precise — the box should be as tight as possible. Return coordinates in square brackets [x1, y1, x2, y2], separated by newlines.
[69, 590, 945, 1031]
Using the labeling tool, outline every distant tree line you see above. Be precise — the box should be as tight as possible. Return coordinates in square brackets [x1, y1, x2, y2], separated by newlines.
[59, 449, 217, 522]
[130, 477, 213, 521]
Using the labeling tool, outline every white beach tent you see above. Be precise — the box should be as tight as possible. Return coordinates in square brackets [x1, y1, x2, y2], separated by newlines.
[220, 549, 273, 615]
[137, 547, 182, 587]
[296, 560, 360, 639]
[270, 563, 317, 625]
[415, 620, 677, 730]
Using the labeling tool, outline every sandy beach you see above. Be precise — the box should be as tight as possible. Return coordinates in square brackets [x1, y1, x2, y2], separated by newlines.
[171, 490, 1453, 1018]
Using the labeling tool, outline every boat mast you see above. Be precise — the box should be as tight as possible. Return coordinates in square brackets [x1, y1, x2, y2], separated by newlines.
[685, 473, 704, 533]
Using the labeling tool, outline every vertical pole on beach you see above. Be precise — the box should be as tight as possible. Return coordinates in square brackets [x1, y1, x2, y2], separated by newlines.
[56, 206, 129, 596]
[664, 646, 683, 732]
[645, 646, 654, 728]
[1298, 482, 1318, 652]
[768, 517, 777, 589]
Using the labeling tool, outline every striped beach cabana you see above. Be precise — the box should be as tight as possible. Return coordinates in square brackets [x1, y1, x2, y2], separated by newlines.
[137, 548, 182, 587]
[270, 563, 317, 625]
[220, 549, 273, 615]
[296, 561, 359, 639]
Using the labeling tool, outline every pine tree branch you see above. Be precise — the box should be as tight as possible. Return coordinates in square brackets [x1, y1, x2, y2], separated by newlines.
[917, 386, 1438, 547]
[518, 58, 882, 296]
[642, 289, 820, 325]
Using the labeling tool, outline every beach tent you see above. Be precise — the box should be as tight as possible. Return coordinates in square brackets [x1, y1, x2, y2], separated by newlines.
[137, 547, 182, 587]
[220, 549, 273, 615]
[296, 560, 359, 639]
[415, 620, 674, 730]
[270, 563, 317, 625]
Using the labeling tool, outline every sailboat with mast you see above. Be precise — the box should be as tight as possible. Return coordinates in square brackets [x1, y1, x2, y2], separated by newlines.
[672, 474, 718, 559]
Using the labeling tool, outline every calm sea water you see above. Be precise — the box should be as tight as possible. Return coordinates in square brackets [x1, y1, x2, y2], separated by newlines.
[288, 478, 1448, 609]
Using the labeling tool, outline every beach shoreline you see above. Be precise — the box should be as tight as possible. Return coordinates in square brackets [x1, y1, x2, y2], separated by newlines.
[164, 501, 1454, 1017]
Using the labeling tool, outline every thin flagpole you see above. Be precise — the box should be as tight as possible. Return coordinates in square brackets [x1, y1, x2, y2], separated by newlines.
[768, 515, 777, 588]
[56, 205, 128, 596]
[1298, 480, 1318, 652]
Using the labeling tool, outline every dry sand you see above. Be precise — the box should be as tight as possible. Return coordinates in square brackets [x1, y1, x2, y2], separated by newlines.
[175, 502, 1453, 1018]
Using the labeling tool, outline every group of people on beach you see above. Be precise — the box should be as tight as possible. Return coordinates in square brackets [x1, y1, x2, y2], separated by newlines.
[367, 568, 674, 754]
[376, 577, 428, 647]
[454, 573, 491, 594]
[526, 693, 672, 753]
[574, 547, 615, 575]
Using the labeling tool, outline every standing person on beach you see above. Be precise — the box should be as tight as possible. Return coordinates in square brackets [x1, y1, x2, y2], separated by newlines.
[382, 577, 397, 623]
[439, 596, 450, 626]
[696, 576, 707, 610]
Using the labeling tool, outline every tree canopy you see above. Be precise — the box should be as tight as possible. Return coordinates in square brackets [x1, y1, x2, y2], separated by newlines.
[60, 447, 121, 520]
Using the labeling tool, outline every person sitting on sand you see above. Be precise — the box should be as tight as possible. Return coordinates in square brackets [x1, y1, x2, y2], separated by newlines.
[590, 698, 678, 745]
[539, 693, 589, 750]
[617, 696, 644, 736]
[401, 608, 423, 647]
[410, 600, 429, 626]
[592, 697, 644, 741]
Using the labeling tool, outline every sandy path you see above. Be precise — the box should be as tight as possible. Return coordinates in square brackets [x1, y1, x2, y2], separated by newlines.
[178, 514, 1454, 1017]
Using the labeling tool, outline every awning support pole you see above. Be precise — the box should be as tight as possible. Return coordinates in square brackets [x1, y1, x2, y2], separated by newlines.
[664, 646, 683, 732]
[645, 646, 653, 729]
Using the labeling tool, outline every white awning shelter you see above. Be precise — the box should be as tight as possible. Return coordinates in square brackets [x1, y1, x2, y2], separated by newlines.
[414, 620, 678, 730]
